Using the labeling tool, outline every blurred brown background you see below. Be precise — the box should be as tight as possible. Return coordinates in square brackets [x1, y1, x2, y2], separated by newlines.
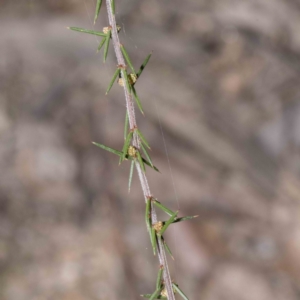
[1, 0, 300, 299]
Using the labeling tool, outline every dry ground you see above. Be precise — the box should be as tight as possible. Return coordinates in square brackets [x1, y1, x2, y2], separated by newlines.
[1, 0, 300, 299]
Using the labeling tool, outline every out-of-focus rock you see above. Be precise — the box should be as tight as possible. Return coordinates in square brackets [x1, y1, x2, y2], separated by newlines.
[1, 0, 300, 299]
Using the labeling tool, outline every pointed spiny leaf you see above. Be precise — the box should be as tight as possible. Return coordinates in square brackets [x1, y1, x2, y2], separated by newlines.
[172, 215, 199, 224]
[103, 30, 111, 62]
[146, 198, 155, 253]
[120, 45, 136, 74]
[122, 131, 133, 161]
[153, 200, 175, 216]
[162, 236, 174, 260]
[172, 284, 189, 300]
[128, 160, 135, 192]
[92, 142, 159, 172]
[149, 288, 161, 300]
[145, 198, 151, 234]
[159, 211, 178, 236]
[121, 69, 132, 95]
[106, 68, 121, 94]
[124, 111, 129, 140]
[141, 144, 153, 168]
[137, 150, 146, 172]
[151, 227, 157, 256]
[140, 295, 167, 299]
[132, 86, 144, 115]
[137, 128, 151, 149]
[111, 0, 115, 15]
[137, 52, 152, 78]
[97, 36, 106, 52]
[94, 0, 103, 24]
[68, 27, 106, 37]
[140, 294, 152, 299]
[92, 142, 122, 157]
[143, 158, 159, 172]
[156, 267, 164, 290]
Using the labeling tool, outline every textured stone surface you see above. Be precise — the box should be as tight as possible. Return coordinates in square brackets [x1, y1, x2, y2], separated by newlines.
[1, 1, 300, 299]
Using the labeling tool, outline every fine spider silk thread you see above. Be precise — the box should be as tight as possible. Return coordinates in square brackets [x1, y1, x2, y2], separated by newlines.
[120, 19, 139, 50]
[154, 100, 180, 210]
[153, 97, 180, 283]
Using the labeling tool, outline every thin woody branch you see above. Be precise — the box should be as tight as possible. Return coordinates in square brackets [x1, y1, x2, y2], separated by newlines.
[69, 1, 196, 299]
[105, 1, 175, 299]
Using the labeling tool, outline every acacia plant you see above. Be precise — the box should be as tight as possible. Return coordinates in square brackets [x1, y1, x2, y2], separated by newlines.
[68, 1, 197, 299]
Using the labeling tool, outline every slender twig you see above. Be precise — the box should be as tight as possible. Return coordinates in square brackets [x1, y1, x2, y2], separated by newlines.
[105, 1, 175, 299]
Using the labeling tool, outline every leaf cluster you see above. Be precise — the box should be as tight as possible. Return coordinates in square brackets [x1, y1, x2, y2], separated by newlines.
[141, 265, 189, 300]
[68, 25, 151, 115]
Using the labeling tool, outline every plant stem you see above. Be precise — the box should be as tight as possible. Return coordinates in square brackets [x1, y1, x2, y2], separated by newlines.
[105, 1, 175, 299]
[105, 0, 136, 134]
